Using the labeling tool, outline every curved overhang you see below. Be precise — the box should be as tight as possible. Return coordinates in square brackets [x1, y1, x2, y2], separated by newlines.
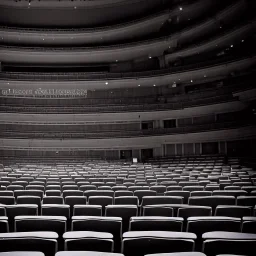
[166, 21, 256, 63]
[0, 56, 255, 90]
[0, 101, 246, 123]
[0, 0, 166, 28]
[0, 0, 214, 46]
[0, 125, 255, 150]
[0, 1, 246, 64]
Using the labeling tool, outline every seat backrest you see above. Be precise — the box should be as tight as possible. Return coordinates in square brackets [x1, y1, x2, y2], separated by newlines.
[63, 190, 83, 198]
[15, 216, 67, 237]
[202, 231, 256, 256]
[187, 217, 241, 237]
[105, 205, 138, 232]
[14, 190, 44, 200]
[122, 231, 196, 256]
[242, 217, 256, 233]
[42, 196, 63, 204]
[84, 190, 115, 199]
[142, 196, 183, 207]
[237, 196, 256, 207]
[0, 231, 58, 256]
[114, 196, 139, 206]
[114, 191, 133, 197]
[188, 196, 236, 210]
[143, 205, 174, 217]
[41, 204, 70, 219]
[71, 216, 121, 251]
[73, 205, 102, 216]
[0, 196, 15, 205]
[215, 205, 251, 218]
[177, 206, 212, 219]
[63, 231, 114, 252]
[129, 217, 183, 232]
[0, 216, 9, 232]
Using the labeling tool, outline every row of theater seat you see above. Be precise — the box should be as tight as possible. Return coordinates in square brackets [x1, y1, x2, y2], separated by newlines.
[0, 230, 255, 256]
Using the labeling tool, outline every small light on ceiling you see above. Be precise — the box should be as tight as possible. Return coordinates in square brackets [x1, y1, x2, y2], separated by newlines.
[74, 6, 77, 9]
[241, 39, 244, 42]
[191, 80, 193, 83]
[153, 84, 156, 86]
[105, 82, 108, 85]
[179, 7, 183, 11]
[138, 84, 140, 87]
[116, 60, 118, 62]
[230, 44, 233, 48]
[149, 56, 152, 59]
[204, 75, 207, 78]
[220, 26, 222, 29]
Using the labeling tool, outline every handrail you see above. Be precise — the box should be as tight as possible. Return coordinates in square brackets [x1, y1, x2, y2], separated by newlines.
[0, 96, 237, 114]
[1, 54, 254, 81]
[0, 120, 254, 139]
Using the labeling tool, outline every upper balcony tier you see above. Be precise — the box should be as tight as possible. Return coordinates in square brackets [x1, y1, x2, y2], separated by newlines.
[0, 0, 169, 28]
[0, 0, 215, 46]
[0, 55, 255, 90]
[0, 0, 249, 64]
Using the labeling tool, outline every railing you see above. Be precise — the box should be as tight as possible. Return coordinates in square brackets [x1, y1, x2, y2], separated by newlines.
[0, 95, 236, 113]
[0, 120, 254, 139]
[1, 54, 254, 81]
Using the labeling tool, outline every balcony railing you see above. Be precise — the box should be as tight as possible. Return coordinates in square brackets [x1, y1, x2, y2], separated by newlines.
[0, 120, 254, 139]
[0, 54, 254, 82]
[0, 95, 237, 113]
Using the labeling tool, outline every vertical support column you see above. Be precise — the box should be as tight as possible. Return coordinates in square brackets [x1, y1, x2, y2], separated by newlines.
[158, 55, 167, 69]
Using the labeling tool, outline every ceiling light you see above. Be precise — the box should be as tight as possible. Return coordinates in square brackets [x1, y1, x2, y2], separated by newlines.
[204, 75, 207, 78]
[149, 56, 152, 59]
[179, 7, 183, 11]
[105, 82, 108, 85]
[191, 80, 193, 83]
[241, 39, 244, 42]
[153, 84, 156, 86]
[138, 84, 140, 87]
[230, 45, 233, 47]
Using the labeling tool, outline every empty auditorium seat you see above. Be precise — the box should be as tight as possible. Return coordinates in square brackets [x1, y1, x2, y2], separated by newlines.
[187, 216, 241, 250]
[45, 190, 61, 197]
[106, 205, 138, 232]
[164, 191, 189, 204]
[63, 190, 83, 198]
[63, 231, 114, 252]
[0, 232, 58, 256]
[202, 231, 256, 256]
[188, 196, 236, 211]
[122, 231, 196, 256]
[71, 216, 121, 252]
[65, 196, 87, 214]
[177, 206, 212, 219]
[6, 204, 38, 231]
[0, 216, 9, 232]
[242, 217, 256, 233]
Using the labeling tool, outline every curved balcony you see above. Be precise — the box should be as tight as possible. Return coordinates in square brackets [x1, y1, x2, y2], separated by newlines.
[0, 55, 255, 90]
[0, 124, 255, 150]
[0, 0, 167, 28]
[0, 95, 237, 114]
[0, 100, 245, 124]
[0, 0, 247, 64]
[0, 0, 214, 46]
[0, 120, 254, 139]
[166, 20, 256, 64]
